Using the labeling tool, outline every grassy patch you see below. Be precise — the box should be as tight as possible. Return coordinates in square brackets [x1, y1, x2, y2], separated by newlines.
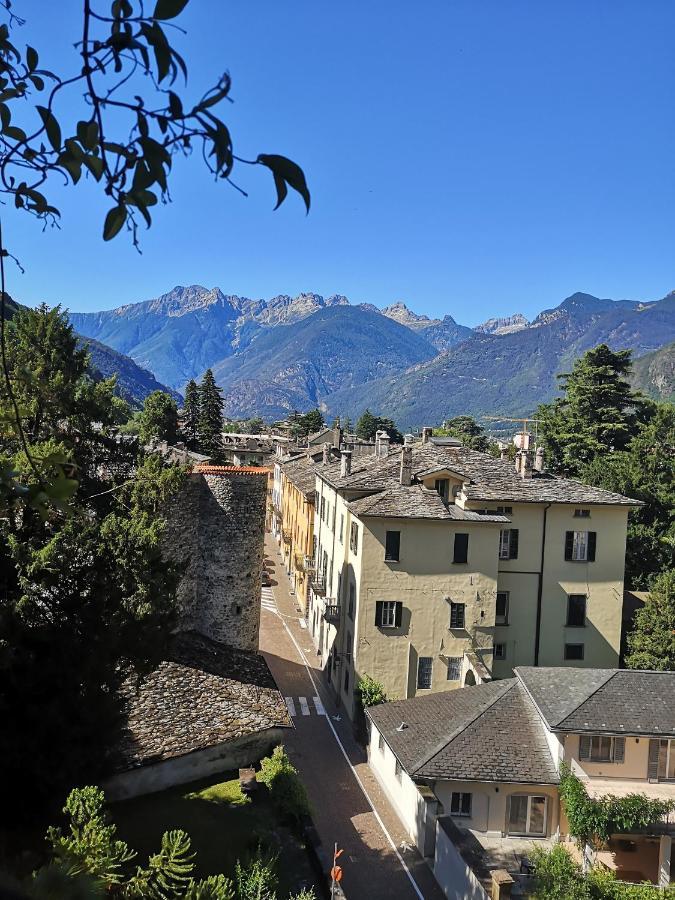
[113, 772, 318, 897]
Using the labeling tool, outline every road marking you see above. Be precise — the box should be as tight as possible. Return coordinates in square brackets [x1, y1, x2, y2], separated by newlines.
[298, 618, 307, 629]
[313, 695, 325, 716]
[299, 696, 310, 716]
[284, 697, 296, 717]
[267, 582, 425, 900]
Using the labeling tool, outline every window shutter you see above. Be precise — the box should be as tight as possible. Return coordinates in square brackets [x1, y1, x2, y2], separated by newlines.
[613, 737, 625, 763]
[564, 531, 574, 561]
[395, 602, 403, 628]
[375, 601, 383, 627]
[579, 735, 591, 760]
[648, 739, 661, 782]
[587, 531, 596, 562]
[509, 529, 519, 559]
[454, 533, 469, 564]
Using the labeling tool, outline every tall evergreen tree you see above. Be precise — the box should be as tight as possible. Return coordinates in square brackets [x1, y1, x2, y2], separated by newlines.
[537, 344, 647, 476]
[626, 570, 675, 671]
[198, 369, 225, 461]
[182, 379, 200, 450]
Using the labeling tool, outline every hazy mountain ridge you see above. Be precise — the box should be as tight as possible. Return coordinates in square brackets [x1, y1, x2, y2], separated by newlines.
[630, 339, 675, 402]
[67, 285, 675, 425]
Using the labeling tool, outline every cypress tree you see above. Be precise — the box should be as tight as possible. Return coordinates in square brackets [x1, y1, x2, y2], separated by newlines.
[182, 379, 200, 450]
[198, 369, 225, 461]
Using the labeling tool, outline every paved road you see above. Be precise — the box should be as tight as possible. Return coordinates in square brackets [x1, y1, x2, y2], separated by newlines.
[259, 534, 445, 900]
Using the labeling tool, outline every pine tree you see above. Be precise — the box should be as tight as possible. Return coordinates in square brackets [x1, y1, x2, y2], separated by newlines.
[626, 570, 675, 670]
[138, 390, 179, 445]
[198, 369, 225, 461]
[182, 379, 200, 450]
[537, 344, 646, 476]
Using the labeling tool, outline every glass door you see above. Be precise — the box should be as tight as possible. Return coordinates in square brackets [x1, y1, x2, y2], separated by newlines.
[507, 795, 547, 836]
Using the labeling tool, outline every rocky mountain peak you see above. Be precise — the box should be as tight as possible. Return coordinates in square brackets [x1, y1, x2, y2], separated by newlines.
[474, 313, 529, 335]
[382, 301, 439, 329]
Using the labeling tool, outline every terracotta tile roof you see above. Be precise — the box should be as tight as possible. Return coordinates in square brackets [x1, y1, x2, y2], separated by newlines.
[115, 632, 291, 770]
[193, 464, 269, 475]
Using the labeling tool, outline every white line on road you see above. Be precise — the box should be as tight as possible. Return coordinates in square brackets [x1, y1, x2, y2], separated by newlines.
[299, 696, 310, 716]
[267, 586, 425, 900]
[284, 697, 296, 718]
[313, 695, 325, 716]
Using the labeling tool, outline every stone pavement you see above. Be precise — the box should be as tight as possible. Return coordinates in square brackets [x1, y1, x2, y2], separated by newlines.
[259, 533, 445, 900]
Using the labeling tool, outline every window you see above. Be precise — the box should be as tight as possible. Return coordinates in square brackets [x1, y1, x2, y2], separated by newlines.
[320, 497, 325, 521]
[453, 533, 469, 564]
[567, 594, 587, 627]
[579, 736, 625, 764]
[496, 591, 509, 625]
[375, 600, 402, 629]
[435, 478, 449, 501]
[652, 739, 675, 781]
[496, 506, 513, 515]
[446, 657, 462, 681]
[493, 643, 506, 660]
[348, 582, 355, 620]
[450, 602, 466, 630]
[507, 795, 547, 836]
[574, 509, 591, 518]
[564, 643, 584, 661]
[385, 530, 401, 562]
[343, 667, 350, 693]
[499, 529, 519, 560]
[326, 501, 330, 527]
[395, 759, 402, 782]
[565, 530, 596, 562]
[339, 513, 344, 543]
[450, 792, 472, 818]
[417, 657, 433, 689]
[349, 521, 359, 555]
[338, 572, 342, 600]
[378, 733, 385, 753]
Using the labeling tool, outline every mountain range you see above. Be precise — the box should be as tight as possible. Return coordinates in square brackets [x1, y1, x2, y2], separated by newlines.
[68, 285, 675, 426]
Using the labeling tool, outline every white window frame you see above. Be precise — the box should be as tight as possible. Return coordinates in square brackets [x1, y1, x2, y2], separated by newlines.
[499, 530, 511, 560]
[580, 735, 616, 763]
[572, 531, 589, 561]
[381, 600, 397, 628]
[450, 792, 472, 818]
[574, 508, 591, 518]
[657, 739, 675, 780]
[508, 794, 548, 837]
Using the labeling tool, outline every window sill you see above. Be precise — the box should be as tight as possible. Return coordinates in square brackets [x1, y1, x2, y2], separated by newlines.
[384, 558, 401, 564]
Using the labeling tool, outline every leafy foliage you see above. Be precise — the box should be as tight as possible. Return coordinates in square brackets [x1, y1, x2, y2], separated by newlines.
[258, 746, 311, 826]
[355, 408, 403, 443]
[289, 408, 324, 439]
[235, 853, 278, 900]
[435, 415, 493, 451]
[537, 345, 648, 477]
[356, 674, 387, 707]
[138, 390, 179, 445]
[559, 766, 675, 850]
[626, 569, 675, 670]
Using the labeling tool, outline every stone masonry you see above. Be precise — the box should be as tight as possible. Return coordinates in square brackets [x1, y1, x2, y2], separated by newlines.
[163, 465, 268, 651]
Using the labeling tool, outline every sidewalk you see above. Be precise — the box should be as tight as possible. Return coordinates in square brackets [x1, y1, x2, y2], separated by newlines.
[259, 534, 445, 900]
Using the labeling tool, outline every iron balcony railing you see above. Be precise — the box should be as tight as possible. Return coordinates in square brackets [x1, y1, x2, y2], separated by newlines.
[323, 603, 341, 623]
[311, 573, 326, 596]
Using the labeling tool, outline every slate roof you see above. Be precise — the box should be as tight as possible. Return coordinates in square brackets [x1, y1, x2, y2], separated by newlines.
[116, 632, 291, 771]
[366, 679, 559, 784]
[318, 444, 640, 507]
[518, 667, 675, 737]
[282, 454, 319, 500]
[348, 485, 508, 522]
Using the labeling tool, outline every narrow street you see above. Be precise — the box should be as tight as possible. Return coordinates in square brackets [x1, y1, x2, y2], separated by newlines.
[259, 534, 445, 900]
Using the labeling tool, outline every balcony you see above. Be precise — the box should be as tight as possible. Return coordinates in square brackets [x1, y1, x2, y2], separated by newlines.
[323, 603, 341, 624]
[303, 555, 316, 571]
[281, 529, 292, 544]
[311, 574, 326, 596]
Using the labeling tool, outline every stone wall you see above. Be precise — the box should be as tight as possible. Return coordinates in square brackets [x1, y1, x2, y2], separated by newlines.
[164, 469, 267, 651]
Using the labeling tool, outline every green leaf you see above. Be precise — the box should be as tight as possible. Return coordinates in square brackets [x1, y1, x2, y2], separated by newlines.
[57, 152, 82, 184]
[26, 45, 38, 71]
[82, 154, 104, 180]
[270, 172, 287, 210]
[153, 0, 190, 20]
[28, 73, 44, 91]
[103, 204, 126, 241]
[256, 153, 310, 213]
[36, 105, 61, 151]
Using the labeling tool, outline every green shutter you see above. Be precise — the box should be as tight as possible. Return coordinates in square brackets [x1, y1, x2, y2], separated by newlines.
[565, 531, 574, 561]
[395, 602, 403, 628]
[509, 529, 519, 559]
[587, 532, 597, 562]
[375, 601, 383, 627]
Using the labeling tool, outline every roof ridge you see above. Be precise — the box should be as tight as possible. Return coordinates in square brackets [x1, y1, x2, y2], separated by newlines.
[410, 678, 515, 774]
[555, 669, 620, 730]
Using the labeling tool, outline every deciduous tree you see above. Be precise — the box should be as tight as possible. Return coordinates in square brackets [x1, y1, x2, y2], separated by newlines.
[138, 390, 178, 445]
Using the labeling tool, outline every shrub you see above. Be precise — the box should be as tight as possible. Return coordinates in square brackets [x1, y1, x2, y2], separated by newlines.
[258, 746, 311, 825]
[356, 675, 387, 708]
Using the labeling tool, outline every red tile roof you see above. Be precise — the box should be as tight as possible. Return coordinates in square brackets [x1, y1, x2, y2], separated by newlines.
[192, 464, 269, 476]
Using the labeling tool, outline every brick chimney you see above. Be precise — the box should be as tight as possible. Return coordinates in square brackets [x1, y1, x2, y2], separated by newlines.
[400, 446, 413, 486]
[340, 449, 352, 477]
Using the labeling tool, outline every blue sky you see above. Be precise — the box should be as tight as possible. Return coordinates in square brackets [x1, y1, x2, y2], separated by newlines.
[5, 1, 674, 324]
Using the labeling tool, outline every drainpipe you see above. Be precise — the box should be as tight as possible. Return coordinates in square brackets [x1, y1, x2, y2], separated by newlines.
[534, 503, 551, 667]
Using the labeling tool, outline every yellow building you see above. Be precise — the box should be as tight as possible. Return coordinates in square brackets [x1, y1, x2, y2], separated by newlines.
[308, 434, 640, 719]
[278, 453, 319, 614]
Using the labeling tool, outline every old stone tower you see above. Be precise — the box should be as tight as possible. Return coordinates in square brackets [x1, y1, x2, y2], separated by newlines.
[164, 464, 268, 651]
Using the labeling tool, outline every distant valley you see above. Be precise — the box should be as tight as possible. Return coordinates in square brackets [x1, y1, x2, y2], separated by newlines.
[67, 285, 675, 426]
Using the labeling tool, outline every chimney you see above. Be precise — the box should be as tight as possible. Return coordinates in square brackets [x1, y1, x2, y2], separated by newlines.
[375, 429, 389, 457]
[515, 449, 534, 478]
[379, 433, 390, 457]
[404, 433, 415, 446]
[340, 449, 352, 477]
[500, 447, 508, 460]
[400, 446, 413, 486]
[422, 427, 432, 444]
[322, 442, 330, 466]
[534, 446, 545, 473]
